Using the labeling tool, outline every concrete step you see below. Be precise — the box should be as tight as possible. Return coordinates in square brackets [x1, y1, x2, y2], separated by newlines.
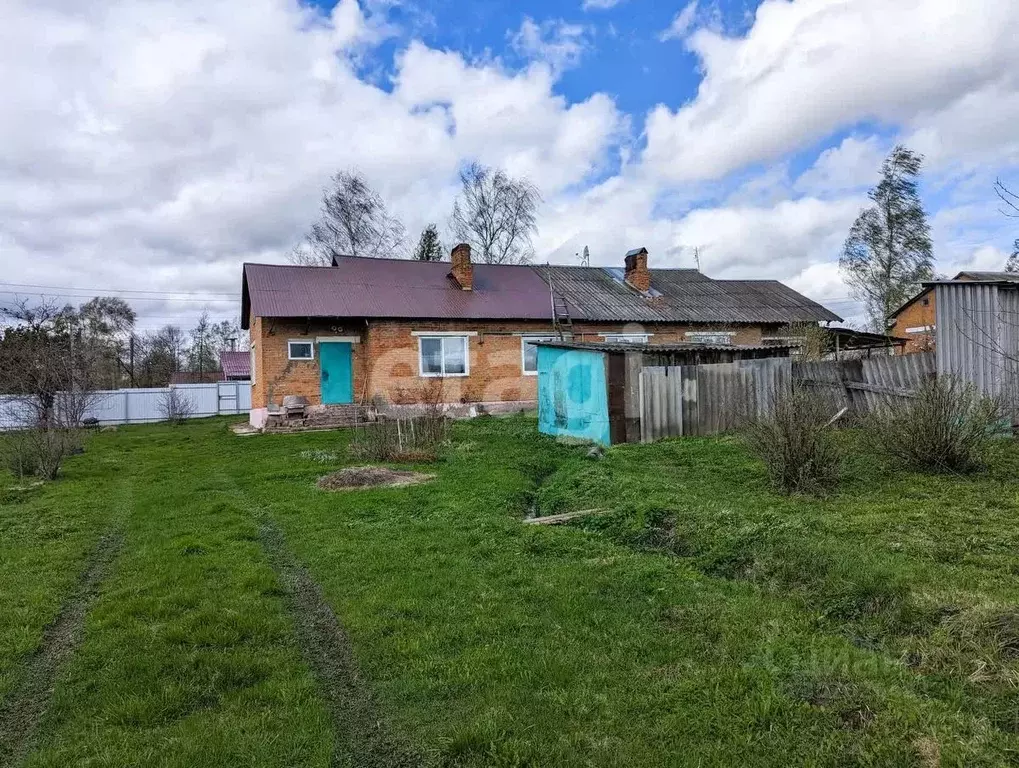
[264, 405, 374, 433]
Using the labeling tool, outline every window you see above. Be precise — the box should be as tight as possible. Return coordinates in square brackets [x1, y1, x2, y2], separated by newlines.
[600, 333, 650, 344]
[685, 331, 734, 345]
[288, 340, 314, 360]
[521, 336, 556, 375]
[419, 335, 469, 377]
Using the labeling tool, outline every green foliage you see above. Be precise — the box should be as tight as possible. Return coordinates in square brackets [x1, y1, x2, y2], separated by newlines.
[839, 145, 935, 331]
[6, 417, 1019, 765]
[412, 223, 443, 262]
[865, 376, 1005, 473]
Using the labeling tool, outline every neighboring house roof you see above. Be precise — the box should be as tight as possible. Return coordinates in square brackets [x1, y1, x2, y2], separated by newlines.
[241, 257, 841, 328]
[954, 271, 1019, 281]
[888, 271, 1019, 321]
[219, 350, 251, 379]
[170, 370, 222, 385]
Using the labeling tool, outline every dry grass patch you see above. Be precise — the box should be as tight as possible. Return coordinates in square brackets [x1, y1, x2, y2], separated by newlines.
[316, 466, 434, 491]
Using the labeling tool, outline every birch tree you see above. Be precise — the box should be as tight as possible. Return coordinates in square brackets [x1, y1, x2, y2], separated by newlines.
[840, 145, 934, 331]
[449, 162, 541, 264]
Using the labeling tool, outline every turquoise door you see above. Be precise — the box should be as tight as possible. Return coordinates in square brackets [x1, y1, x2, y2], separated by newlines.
[319, 342, 353, 404]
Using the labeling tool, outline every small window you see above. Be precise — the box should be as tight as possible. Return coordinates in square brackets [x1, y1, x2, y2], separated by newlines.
[419, 336, 469, 377]
[521, 336, 556, 375]
[601, 333, 650, 344]
[288, 341, 314, 360]
[685, 331, 734, 346]
[921, 297, 930, 306]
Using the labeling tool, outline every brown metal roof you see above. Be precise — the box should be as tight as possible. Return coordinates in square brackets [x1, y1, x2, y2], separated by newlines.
[241, 257, 841, 328]
[219, 350, 251, 378]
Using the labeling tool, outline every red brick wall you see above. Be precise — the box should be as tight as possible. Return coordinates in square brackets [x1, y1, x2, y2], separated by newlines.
[889, 289, 935, 354]
[251, 316, 772, 407]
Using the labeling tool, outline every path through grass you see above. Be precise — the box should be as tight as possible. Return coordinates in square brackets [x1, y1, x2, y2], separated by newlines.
[2, 416, 1019, 765]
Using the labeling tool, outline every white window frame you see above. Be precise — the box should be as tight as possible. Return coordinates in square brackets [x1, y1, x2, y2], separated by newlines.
[905, 325, 935, 334]
[685, 331, 735, 345]
[418, 335, 470, 378]
[521, 336, 557, 376]
[287, 340, 314, 360]
[599, 333, 652, 344]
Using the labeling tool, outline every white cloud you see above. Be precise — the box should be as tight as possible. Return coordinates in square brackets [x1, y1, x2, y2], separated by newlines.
[643, 0, 1019, 182]
[582, 0, 624, 10]
[0, 0, 625, 330]
[509, 18, 591, 75]
[659, 2, 699, 42]
[795, 135, 886, 195]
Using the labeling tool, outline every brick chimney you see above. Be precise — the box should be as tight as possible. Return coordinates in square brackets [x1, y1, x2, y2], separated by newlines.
[450, 243, 473, 291]
[624, 247, 650, 293]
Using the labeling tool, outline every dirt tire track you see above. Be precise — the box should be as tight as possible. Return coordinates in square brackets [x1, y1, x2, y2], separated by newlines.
[259, 521, 423, 768]
[0, 531, 122, 767]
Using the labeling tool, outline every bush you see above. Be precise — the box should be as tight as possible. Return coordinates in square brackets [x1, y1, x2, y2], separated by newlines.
[865, 376, 1005, 473]
[1, 427, 83, 480]
[740, 386, 842, 495]
[349, 414, 450, 462]
[159, 389, 195, 425]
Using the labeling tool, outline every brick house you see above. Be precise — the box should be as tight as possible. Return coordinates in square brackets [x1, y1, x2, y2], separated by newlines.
[888, 271, 1019, 354]
[240, 245, 840, 427]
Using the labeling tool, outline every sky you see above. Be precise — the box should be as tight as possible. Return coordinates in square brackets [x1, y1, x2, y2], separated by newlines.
[2, 0, 1019, 334]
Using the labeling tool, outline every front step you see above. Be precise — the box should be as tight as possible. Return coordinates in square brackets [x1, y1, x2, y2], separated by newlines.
[264, 405, 375, 433]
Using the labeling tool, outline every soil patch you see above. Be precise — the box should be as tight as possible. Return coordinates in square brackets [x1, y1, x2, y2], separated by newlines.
[317, 467, 433, 491]
[0, 531, 122, 766]
[259, 522, 421, 767]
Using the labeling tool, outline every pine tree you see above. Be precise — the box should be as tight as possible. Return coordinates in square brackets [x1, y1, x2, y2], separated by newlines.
[839, 145, 934, 331]
[413, 224, 443, 262]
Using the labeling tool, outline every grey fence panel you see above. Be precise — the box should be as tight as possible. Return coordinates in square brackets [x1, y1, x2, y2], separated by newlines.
[640, 357, 791, 440]
[793, 353, 934, 417]
[0, 382, 252, 430]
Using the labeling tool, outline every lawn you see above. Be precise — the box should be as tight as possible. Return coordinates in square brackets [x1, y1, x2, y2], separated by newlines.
[2, 415, 1019, 766]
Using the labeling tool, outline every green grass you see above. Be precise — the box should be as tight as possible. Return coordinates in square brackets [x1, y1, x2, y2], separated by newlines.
[2, 416, 1019, 765]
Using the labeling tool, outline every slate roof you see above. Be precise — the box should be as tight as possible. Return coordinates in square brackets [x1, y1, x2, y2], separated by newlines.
[241, 256, 840, 328]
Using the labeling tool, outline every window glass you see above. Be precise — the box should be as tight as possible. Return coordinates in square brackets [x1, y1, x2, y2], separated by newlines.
[420, 337, 443, 374]
[522, 337, 555, 373]
[288, 341, 313, 359]
[602, 334, 649, 344]
[686, 332, 732, 345]
[443, 337, 467, 375]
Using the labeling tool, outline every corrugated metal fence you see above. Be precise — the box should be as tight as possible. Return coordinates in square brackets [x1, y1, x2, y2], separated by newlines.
[794, 353, 935, 414]
[640, 357, 792, 440]
[639, 353, 935, 441]
[935, 282, 1019, 420]
[0, 382, 251, 430]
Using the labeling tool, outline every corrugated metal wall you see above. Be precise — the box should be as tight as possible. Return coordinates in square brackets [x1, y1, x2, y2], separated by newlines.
[935, 283, 1019, 415]
[639, 357, 792, 440]
[0, 382, 252, 430]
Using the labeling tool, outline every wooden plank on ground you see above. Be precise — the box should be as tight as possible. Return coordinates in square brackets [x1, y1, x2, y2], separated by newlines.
[523, 509, 610, 525]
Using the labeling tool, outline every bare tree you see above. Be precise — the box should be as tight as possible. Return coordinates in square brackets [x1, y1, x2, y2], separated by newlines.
[449, 162, 541, 264]
[0, 299, 102, 479]
[994, 179, 1019, 273]
[290, 169, 406, 265]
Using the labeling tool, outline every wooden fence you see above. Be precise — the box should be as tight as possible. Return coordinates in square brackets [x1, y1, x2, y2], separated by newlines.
[638, 352, 935, 441]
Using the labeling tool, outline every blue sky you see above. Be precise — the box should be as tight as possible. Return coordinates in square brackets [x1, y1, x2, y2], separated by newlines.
[2, 0, 1018, 330]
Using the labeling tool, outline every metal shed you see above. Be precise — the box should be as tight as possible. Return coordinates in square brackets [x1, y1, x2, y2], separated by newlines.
[535, 341, 794, 445]
[933, 280, 1019, 419]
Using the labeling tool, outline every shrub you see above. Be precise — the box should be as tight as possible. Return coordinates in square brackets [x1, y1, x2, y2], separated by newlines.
[740, 386, 842, 495]
[349, 414, 450, 463]
[1, 427, 83, 480]
[865, 376, 1005, 473]
[159, 389, 195, 425]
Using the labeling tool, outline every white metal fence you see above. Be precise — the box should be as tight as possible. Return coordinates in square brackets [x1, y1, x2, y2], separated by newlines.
[0, 382, 251, 430]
